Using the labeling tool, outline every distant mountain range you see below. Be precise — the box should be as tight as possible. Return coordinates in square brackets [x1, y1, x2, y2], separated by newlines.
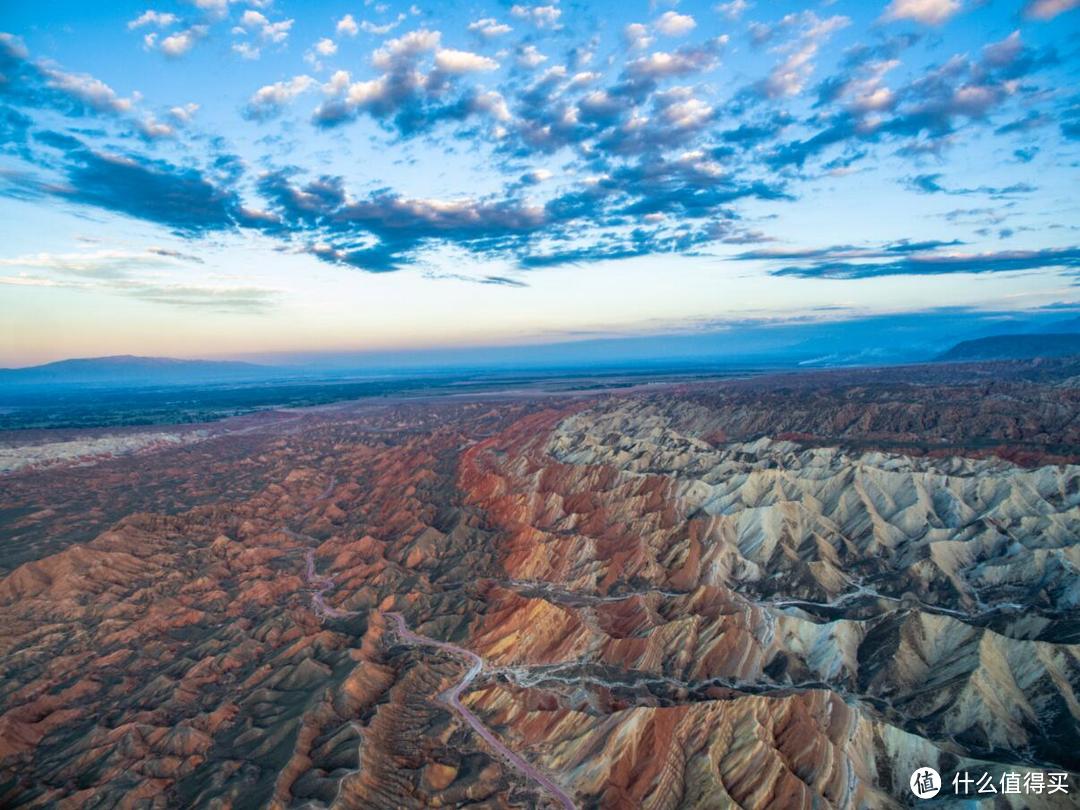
[937, 333, 1080, 362]
[7, 321, 1080, 389]
[0, 355, 285, 387]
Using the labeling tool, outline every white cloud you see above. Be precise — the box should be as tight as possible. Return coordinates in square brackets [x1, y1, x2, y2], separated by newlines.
[624, 23, 653, 50]
[343, 77, 389, 106]
[245, 75, 317, 119]
[982, 30, 1022, 67]
[336, 13, 359, 36]
[468, 18, 512, 38]
[127, 10, 179, 30]
[568, 71, 599, 87]
[715, 0, 750, 21]
[159, 25, 208, 57]
[434, 48, 499, 73]
[240, 10, 266, 27]
[0, 248, 278, 312]
[371, 28, 441, 68]
[516, 44, 547, 68]
[626, 39, 727, 79]
[193, 0, 230, 13]
[232, 41, 260, 59]
[473, 90, 511, 121]
[41, 66, 135, 114]
[322, 69, 352, 95]
[311, 31, 512, 131]
[168, 102, 200, 123]
[238, 10, 293, 44]
[521, 168, 553, 184]
[137, 114, 175, 139]
[0, 32, 29, 60]
[190, 0, 267, 17]
[510, 4, 562, 30]
[654, 11, 697, 36]
[192, 0, 227, 13]
[1023, 0, 1078, 19]
[762, 13, 849, 97]
[837, 58, 900, 112]
[333, 10, 407, 36]
[881, 0, 963, 25]
[314, 37, 337, 56]
[0, 249, 162, 274]
[360, 14, 407, 35]
[662, 96, 713, 129]
[19, 40, 200, 141]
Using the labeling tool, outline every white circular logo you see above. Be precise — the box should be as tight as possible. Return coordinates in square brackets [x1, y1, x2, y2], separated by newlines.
[910, 767, 941, 799]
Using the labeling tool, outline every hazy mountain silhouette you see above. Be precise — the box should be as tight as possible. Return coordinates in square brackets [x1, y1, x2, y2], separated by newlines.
[0, 355, 283, 386]
[938, 333, 1080, 361]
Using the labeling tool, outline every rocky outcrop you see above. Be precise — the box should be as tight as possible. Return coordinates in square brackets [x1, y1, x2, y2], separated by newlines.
[454, 390, 1080, 801]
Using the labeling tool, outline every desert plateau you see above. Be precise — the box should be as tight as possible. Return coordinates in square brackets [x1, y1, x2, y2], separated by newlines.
[1, 360, 1077, 808]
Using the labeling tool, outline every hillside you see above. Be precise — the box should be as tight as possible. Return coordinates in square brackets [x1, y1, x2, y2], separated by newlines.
[938, 333, 1080, 361]
[0, 355, 281, 387]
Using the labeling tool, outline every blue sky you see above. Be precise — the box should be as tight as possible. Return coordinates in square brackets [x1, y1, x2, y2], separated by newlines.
[0, 0, 1078, 366]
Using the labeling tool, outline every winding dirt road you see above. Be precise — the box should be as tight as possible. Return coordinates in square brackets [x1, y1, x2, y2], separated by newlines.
[291, 477, 574, 806]
[385, 612, 577, 810]
[304, 548, 356, 619]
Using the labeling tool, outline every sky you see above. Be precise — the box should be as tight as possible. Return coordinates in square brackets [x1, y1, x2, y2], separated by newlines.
[0, 0, 1078, 367]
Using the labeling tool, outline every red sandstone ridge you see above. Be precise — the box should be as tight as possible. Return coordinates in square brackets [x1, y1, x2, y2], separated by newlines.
[0, 362, 1078, 808]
